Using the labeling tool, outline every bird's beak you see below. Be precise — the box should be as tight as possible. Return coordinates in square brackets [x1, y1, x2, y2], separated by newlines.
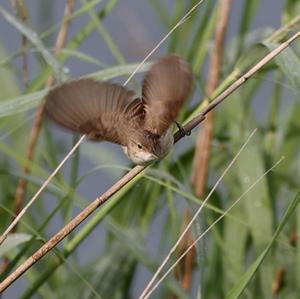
[152, 153, 159, 160]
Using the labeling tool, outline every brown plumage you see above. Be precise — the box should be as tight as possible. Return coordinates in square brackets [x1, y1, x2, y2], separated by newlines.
[142, 54, 193, 135]
[45, 79, 142, 145]
[45, 54, 193, 164]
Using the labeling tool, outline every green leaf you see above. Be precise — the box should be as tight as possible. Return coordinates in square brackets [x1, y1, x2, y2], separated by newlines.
[0, 45, 20, 101]
[87, 61, 151, 81]
[225, 192, 300, 299]
[0, 5, 64, 81]
[83, 0, 126, 64]
[0, 233, 32, 257]
[263, 41, 300, 98]
[106, 219, 190, 299]
[0, 89, 48, 118]
[237, 144, 273, 250]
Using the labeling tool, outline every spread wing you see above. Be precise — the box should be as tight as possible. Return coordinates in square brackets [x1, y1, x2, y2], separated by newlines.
[45, 78, 144, 145]
[141, 54, 193, 135]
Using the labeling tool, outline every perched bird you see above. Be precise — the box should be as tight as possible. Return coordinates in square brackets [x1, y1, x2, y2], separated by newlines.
[45, 54, 193, 165]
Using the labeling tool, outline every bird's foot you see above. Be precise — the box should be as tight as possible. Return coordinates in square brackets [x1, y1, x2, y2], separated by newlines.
[175, 122, 191, 137]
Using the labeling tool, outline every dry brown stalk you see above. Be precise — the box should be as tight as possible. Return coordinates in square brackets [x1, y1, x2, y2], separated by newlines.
[21, 33, 29, 83]
[289, 226, 297, 247]
[13, 0, 75, 225]
[272, 267, 286, 296]
[0, 30, 299, 293]
[192, 0, 232, 196]
[10, 0, 30, 83]
[174, 211, 196, 292]
[172, 1, 232, 295]
[272, 226, 297, 296]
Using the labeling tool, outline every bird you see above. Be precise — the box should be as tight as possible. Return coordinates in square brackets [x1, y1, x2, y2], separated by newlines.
[44, 54, 193, 165]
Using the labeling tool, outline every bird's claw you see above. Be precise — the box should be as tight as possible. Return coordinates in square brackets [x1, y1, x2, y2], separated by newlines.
[175, 122, 191, 137]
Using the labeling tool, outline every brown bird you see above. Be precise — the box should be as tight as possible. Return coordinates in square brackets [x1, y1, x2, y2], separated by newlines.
[45, 54, 193, 165]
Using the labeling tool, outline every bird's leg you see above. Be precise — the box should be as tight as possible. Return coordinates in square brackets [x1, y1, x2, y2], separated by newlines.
[175, 122, 191, 137]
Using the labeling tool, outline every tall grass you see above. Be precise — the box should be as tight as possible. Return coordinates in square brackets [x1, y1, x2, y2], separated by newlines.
[0, 1, 300, 298]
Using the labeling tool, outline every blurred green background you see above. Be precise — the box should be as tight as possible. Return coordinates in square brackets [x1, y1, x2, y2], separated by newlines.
[0, 0, 300, 298]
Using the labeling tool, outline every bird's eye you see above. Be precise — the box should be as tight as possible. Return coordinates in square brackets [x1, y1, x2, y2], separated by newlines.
[137, 144, 143, 149]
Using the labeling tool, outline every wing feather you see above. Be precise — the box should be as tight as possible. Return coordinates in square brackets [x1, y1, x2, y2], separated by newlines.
[45, 78, 141, 145]
[142, 54, 193, 135]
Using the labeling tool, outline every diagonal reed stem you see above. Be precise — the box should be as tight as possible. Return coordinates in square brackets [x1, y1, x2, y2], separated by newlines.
[0, 29, 299, 293]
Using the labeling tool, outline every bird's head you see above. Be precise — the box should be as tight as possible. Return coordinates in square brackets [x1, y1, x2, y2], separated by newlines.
[123, 129, 174, 165]
[124, 131, 160, 165]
